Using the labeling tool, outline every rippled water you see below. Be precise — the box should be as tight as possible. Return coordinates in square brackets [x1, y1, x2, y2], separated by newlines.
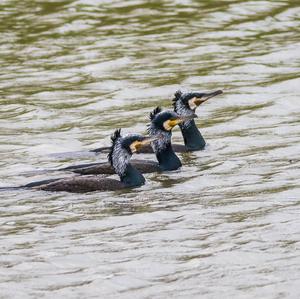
[1, 0, 300, 298]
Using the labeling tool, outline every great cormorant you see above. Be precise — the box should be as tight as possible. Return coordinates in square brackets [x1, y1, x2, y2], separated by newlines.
[0, 130, 153, 193]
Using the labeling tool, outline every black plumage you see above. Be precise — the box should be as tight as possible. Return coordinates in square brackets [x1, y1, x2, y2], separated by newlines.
[2, 130, 152, 193]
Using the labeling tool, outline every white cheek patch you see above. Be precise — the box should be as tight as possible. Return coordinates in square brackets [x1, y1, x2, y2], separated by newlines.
[175, 98, 196, 130]
[188, 97, 198, 111]
[130, 141, 137, 153]
[163, 120, 172, 131]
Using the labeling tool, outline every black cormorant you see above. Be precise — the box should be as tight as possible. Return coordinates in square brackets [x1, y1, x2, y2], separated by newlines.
[0, 130, 153, 193]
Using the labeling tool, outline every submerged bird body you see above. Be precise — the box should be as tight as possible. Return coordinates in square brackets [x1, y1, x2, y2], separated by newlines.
[70, 159, 159, 175]
[34, 176, 128, 193]
[4, 130, 152, 193]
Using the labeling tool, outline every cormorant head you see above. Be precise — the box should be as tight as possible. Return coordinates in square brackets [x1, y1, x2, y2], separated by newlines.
[108, 129, 154, 175]
[148, 107, 196, 133]
[121, 134, 156, 154]
[173, 89, 223, 115]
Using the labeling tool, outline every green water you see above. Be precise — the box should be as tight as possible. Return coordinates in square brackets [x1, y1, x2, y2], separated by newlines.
[1, 0, 300, 298]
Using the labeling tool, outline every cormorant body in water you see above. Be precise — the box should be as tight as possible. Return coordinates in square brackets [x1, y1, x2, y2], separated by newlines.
[0, 130, 153, 193]
[91, 89, 223, 154]
[57, 108, 196, 175]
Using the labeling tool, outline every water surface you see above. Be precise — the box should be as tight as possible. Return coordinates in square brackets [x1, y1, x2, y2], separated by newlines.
[1, 0, 300, 298]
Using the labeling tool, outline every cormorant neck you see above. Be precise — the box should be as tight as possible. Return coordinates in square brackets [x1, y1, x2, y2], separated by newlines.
[111, 139, 145, 188]
[179, 119, 206, 151]
[120, 163, 145, 187]
[156, 142, 182, 171]
[148, 126, 182, 171]
[173, 101, 205, 151]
